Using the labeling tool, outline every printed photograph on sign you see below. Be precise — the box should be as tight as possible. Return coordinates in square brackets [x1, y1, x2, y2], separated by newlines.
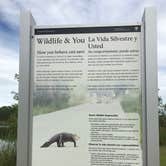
[32, 26, 142, 166]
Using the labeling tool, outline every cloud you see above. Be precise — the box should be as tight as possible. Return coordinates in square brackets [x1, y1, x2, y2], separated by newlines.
[157, 2, 166, 103]
[0, 0, 20, 28]
[0, 0, 144, 25]
[0, 46, 18, 106]
[0, 0, 166, 105]
[158, 70, 166, 103]
[27, 0, 143, 24]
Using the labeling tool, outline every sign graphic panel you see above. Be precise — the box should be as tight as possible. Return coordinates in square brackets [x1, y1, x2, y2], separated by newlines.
[32, 26, 142, 166]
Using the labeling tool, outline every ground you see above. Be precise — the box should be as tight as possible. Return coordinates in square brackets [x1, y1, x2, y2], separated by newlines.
[160, 146, 166, 166]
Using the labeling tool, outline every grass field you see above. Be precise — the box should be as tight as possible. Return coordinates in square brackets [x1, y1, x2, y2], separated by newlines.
[0, 142, 16, 166]
[160, 146, 166, 166]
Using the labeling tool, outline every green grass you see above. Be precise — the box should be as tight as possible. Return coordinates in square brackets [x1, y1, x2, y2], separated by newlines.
[33, 104, 69, 116]
[0, 142, 16, 166]
[159, 127, 166, 146]
[33, 102, 85, 116]
[159, 127, 166, 165]
[0, 127, 17, 166]
[0, 104, 17, 166]
[120, 94, 141, 114]
[160, 146, 166, 166]
[33, 105, 55, 116]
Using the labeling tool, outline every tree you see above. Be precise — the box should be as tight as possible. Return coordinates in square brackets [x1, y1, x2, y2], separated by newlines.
[11, 74, 19, 101]
[158, 93, 166, 129]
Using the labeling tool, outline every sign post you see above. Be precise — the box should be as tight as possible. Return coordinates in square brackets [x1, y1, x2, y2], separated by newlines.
[142, 8, 159, 166]
[17, 11, 35, 166]
[17, 7, 159, 166]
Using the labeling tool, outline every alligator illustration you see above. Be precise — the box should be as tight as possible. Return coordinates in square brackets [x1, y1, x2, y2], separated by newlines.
[41, 132, 80, 148]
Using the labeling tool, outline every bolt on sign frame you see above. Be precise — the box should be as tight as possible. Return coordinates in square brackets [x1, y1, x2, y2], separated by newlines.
[17, 7, 159, 166]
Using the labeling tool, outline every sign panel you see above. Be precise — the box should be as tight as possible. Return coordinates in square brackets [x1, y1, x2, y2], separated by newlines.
[32, 26, 142, 166]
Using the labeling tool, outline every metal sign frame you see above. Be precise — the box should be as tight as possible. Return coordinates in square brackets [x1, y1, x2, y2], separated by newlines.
[17, 7, 159, 166]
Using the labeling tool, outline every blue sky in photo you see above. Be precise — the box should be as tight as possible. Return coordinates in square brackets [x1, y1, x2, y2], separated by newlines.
[0, 0, 165, 106]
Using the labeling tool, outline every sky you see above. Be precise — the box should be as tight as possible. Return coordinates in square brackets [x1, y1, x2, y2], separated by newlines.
[0, 0, 165, 106]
